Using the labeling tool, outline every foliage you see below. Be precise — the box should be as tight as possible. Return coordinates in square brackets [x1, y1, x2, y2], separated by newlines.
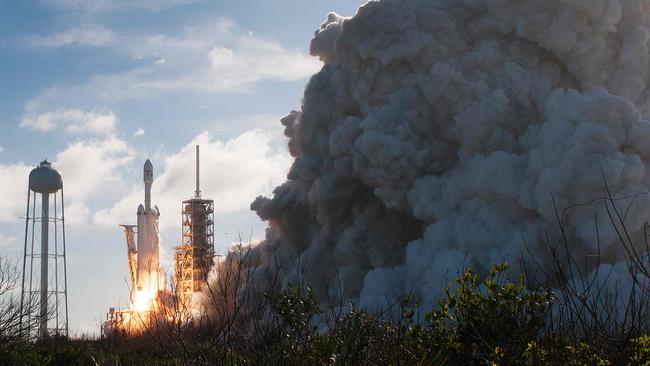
[425, 262, 555, 365]
[4, 263, 650, 365]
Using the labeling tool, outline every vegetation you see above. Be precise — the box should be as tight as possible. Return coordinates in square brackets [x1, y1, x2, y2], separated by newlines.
[2, 262, 650, 365]
[4, 190, 650, 365]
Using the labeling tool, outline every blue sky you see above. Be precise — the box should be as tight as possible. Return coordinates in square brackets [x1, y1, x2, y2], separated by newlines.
[0, 0, 363, 335]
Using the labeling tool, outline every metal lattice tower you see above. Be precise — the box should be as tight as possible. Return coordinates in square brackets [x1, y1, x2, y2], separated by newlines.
[174, 146, 214, 308]
[20, 160, 69, 339]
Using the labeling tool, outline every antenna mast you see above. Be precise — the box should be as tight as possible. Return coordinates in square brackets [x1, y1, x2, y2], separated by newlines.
[195, 145, 201, 198]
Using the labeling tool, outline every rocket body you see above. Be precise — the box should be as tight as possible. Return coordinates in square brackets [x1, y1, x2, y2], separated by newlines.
[136, 159, 161, 291]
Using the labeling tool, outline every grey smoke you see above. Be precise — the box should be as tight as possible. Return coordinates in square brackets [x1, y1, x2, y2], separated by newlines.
[243, 0, 650, 309]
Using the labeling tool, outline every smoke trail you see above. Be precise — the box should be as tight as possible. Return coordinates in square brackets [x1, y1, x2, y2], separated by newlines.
[233, 0, 650, 309]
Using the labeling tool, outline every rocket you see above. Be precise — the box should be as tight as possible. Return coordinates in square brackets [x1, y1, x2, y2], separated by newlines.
[136, 159, 161, 291]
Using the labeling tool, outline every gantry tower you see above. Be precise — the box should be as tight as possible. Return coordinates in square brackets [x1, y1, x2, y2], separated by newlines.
[174, 146, 214, 309]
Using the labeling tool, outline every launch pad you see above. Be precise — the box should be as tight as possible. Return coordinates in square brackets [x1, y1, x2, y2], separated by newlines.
[103, 146, 215, 336]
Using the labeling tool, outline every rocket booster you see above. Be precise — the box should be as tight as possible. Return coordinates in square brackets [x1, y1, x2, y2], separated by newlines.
[136, 159, 161, 291]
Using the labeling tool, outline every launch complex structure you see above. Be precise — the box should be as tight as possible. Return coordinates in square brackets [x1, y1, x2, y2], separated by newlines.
[102, 146, 215, 335]
[174, 145, 215, 308]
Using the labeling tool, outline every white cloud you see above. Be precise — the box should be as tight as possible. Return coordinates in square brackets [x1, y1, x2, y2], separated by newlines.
[0, 163, 32, 223]
[12, 109, 135, 225]
[27, 25, 114, 47]
[133, 128, 145, 137]
[54, 135, 135, 224]
[0, 132, 134, 226]
[23, 18, 320, 110]
[125, 20, 320, 92]
[41, 0, 201, 13]
[0, 147, 4, 153]
[20, 109, 117, 136]
[0, 234, 18, 249]
[94, 128, 291, 229]
[206, 113, 288, 136]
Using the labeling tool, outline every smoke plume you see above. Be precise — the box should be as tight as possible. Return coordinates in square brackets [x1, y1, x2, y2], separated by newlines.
[242, 0, 650, 308]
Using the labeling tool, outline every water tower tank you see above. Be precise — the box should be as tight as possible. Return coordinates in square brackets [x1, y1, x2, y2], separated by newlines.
[29, 161, 62, 194]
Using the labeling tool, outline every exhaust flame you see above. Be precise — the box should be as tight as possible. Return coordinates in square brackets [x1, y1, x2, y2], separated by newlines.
[132, 279, 160, 313]
[103, 275, 169, 336]
[133, 292, 154, 313]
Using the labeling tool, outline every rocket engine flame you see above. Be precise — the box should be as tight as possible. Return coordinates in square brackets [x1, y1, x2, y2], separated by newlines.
[132, 271, 162, 312]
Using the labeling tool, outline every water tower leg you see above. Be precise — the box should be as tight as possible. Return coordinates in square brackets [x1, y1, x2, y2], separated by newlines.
[39, 192, 49, 339]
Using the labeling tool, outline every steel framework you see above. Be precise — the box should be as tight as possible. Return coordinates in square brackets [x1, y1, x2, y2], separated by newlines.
[174, 198, 214, 308]
[20, 162, 69, 339]
[173, 145, 215, 310]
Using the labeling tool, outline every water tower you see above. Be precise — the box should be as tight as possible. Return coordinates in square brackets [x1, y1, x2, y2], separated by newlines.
[20, 160, 69, 339]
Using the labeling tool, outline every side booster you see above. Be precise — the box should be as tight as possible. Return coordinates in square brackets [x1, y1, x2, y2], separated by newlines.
[136, 159, 161, 291]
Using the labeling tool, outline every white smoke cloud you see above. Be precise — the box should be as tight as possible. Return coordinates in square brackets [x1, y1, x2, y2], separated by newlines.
[310, 13, 346, 65]
[244, 0, 650, 307]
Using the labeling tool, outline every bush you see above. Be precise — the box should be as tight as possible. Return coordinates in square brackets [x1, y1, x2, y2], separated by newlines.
[425, 262, 555, 365]
[4, 262, 650, 365]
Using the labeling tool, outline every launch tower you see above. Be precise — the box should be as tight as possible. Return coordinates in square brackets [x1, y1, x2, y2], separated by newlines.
[174, 146, 214, 308]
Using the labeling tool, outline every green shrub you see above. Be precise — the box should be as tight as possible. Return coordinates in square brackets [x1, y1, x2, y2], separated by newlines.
[423, 262, 555, 365]
[4, 263, 650, 365]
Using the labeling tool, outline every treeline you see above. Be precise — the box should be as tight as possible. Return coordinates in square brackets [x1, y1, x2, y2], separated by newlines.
[2, 262, 650, 365]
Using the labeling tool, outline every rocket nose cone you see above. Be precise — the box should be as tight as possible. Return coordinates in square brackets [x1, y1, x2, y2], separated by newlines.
[144, 159, 153, 183]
